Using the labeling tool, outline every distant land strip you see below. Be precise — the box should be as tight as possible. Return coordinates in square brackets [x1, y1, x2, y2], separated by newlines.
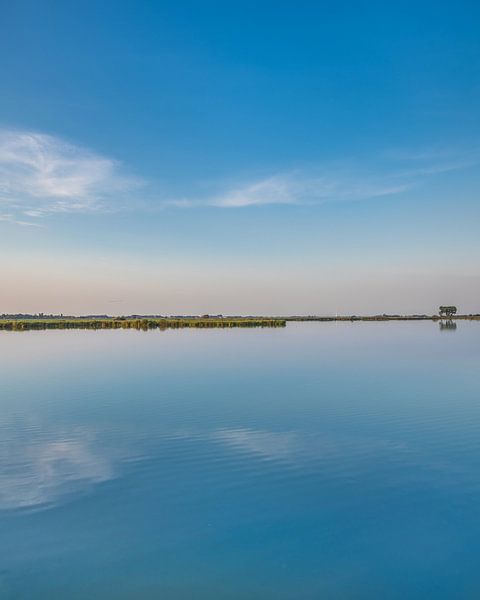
[0, 317, 287, 331]
[284, 314, 480, 321]
[1, 314, 480, 331]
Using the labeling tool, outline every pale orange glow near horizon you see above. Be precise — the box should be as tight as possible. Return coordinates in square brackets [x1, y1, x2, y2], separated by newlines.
[2, 254, 479, 316]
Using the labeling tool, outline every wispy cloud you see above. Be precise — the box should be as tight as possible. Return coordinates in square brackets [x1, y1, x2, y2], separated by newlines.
[386, 146, 480, 177]
[210, 176, 299, 208]
[180, 147, 479, 209]
[0, 129, 139, 221]
[0, 212, 43, 227]
[208, 171, 410, 208]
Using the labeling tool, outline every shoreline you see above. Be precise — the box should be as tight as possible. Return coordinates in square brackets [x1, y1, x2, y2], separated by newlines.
[0, 318, 287, 331]
[283, 315, 480, 322]
[0, 314, 479, 331]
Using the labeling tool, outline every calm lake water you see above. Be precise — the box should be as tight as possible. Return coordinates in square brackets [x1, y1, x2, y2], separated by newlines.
[1, 322, 480, 599]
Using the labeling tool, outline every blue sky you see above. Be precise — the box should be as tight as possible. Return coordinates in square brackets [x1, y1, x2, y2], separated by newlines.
[1, 1, 479, 314]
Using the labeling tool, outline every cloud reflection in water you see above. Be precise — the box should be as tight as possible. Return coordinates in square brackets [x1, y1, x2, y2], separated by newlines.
[0, 428, 117, 511]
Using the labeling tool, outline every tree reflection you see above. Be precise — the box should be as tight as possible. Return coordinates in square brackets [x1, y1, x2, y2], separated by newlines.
[439, 320, 457, 332]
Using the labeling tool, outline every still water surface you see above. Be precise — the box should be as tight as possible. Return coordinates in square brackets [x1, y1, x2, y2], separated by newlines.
[1, 322, 479, 599]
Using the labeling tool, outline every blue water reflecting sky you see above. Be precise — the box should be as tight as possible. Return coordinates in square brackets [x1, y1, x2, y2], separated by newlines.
[1, 322, 480, 599]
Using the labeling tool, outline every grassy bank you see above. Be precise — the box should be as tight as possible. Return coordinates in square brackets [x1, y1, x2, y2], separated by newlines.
[0, 317, 287, 331]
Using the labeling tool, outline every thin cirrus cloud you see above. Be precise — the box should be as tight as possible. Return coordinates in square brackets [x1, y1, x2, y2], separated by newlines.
[171, 148, 479, 209]
[207, 172, 411, 208]
[0, 129, 139, 224]
[165, 172, 411, 209]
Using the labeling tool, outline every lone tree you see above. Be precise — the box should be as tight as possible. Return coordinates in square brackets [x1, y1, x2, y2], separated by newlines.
[439, 305, 457, 318]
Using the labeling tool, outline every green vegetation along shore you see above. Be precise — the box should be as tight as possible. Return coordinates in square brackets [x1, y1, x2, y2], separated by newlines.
[0, 317, 287, 331]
